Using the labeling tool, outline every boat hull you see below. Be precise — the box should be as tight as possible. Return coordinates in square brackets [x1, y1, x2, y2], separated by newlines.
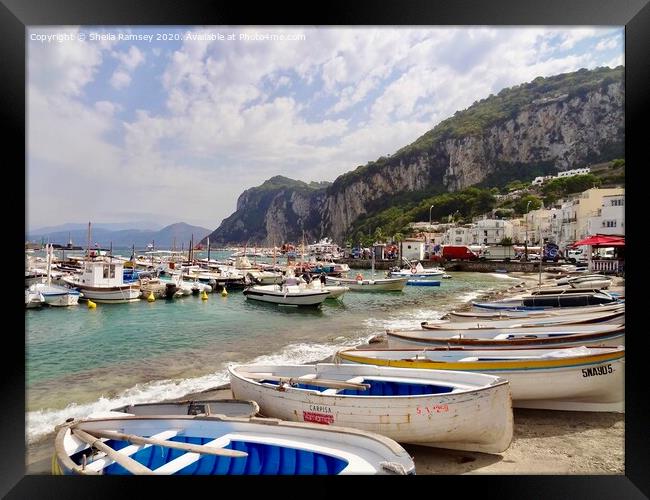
[76, 286, 141, 303]
[243, 286, 330, 306]
[326, 277, 408, 292]
[337, 347, 624, 412]
[406, 280, 441, 286]
[53, 415, 416, 475]
[230, 364, 513, 454]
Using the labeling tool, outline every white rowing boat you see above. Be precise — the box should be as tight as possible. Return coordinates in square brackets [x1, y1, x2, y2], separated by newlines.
[229, 363, 513, 454]
[336, 345, 624, 412]
[53, 414, 416, 475]
[385, 324, 625, 349]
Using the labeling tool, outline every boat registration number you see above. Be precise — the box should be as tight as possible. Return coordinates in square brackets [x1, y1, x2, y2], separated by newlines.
[416, 404, 449, 414]
[303, 411, 334, 424]
[582, 364, 613, 378]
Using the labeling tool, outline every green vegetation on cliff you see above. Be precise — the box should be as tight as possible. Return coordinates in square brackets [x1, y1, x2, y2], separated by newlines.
[331, 66, 623, 193]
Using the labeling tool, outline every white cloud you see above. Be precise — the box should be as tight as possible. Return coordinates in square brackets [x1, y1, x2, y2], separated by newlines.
[27, 26, 624, 230]
[595, 37, 619, 51]
[110, 70, 132, 89]
[114, 46, 145, 70]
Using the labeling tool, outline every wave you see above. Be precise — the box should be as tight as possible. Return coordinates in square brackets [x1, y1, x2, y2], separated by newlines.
[26, 334, 373, 444]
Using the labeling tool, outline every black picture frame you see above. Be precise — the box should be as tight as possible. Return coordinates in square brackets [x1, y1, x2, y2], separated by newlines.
[5, 0, 647, 497]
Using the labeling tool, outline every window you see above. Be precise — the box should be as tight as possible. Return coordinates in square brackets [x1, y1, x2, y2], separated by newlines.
[110, 265, 116, 278]
[103, 265, 109, 279]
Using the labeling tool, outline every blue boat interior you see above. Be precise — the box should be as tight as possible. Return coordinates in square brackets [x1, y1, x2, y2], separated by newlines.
[71, 437, 349, 475]
[260, 378, 454, 396]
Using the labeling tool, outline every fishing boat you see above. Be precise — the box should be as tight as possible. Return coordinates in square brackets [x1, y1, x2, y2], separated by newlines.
[61, 223, 140, 303]
[385, 324, 625, 349]
[25, 288, 45, 309]
[388, 262, 445, 279]
[420, 309, 624, 330]
[472, 290, 619, 310]
[28, 244, 80, 306]
[326, 275, 409, 292]
[406, 280, 441, 287]
[243, 283, 330, 307]
[229, 363, 513, 454]
[442, 302, 624, 320]
[303, 279, 350, 300]
[336, 345, 624, 412]
[63, 260, 141, 303]
[109, 399, 260, 418]
[328, 250, 408, 292]
[53, 415, 416, 475]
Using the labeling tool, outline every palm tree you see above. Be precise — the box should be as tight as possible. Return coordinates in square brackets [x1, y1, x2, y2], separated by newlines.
[374, 227, 384, 244]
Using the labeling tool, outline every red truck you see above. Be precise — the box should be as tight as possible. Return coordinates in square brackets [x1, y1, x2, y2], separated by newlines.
[430, 245, 479, 261]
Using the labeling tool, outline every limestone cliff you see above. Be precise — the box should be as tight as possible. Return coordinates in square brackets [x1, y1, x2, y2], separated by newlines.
[208, 66, 624, 245]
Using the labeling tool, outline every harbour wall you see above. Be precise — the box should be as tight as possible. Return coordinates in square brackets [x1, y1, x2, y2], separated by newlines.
[338, 258, 549, 273]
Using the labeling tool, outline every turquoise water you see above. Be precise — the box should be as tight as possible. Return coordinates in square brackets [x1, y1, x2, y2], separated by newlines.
[25, 255, 519, 443]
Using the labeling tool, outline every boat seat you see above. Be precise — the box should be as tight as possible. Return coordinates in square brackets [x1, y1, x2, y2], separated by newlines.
[345, 376, 365, 384]
[86, 429, 179, 472]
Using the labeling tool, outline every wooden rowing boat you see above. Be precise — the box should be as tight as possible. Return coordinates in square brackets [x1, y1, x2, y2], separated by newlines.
[53, 415, 416, 475]
[421, 309, 624, 330]
[229, 363, 513, 454]
[385, 324, 625, 349]
[336, 345, 624, 412]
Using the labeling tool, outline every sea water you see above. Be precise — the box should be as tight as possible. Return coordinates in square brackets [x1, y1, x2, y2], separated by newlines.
[25, 253, 520, 444]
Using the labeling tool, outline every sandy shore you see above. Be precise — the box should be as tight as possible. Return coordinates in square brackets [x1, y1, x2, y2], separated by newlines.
[27, 271, 624, 475]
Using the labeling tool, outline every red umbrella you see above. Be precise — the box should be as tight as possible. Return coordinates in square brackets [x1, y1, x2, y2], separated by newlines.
[571, 234, 625, 247]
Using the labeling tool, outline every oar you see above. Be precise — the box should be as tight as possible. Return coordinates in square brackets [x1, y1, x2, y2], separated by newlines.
[238, 372, 370, 390]
[72, 428, 155, 475]
[87, 428, 248, 458]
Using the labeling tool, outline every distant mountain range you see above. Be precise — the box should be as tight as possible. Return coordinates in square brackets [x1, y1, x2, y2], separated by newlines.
[30, 220, 165, 234]
[27, 222, 212, 249]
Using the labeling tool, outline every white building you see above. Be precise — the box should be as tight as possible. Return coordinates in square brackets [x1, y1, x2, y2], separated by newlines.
[588, 194, 625, 236]
[556, 167, 591, 178]
[401, 239, 426, 261]
[468, 219, 513, 246]
[443, 226, 472, 246]
[531, 167, 591, 186]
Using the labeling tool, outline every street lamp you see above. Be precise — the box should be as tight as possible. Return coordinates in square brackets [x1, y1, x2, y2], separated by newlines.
[429, 205, 435, 227]
[525, 200, 532, 261]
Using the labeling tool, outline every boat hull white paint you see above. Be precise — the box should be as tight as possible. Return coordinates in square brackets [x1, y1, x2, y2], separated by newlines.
[75, 287, 141, 303]
[230, 364, 513, 454]
[243, 285, 330, 306]
[337, 347, 624, 412]
[326, 276, 408, 292]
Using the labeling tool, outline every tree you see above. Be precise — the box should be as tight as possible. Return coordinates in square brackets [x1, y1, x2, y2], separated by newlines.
[514, 195, 543, 215]
[373, 227, 384, 244]
[499, 237, 513, 246]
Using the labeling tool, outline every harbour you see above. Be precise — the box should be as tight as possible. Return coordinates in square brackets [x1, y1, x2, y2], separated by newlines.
[22, 25, 629, 479]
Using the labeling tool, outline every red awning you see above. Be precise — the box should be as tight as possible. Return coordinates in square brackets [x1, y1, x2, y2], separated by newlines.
[571, 234, 625, 247]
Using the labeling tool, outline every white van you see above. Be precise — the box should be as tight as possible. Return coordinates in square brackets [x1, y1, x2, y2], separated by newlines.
[567, 248, 588, 263]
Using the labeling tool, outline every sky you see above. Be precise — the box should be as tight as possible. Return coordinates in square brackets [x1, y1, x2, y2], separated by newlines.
[26, 26, 623, 232]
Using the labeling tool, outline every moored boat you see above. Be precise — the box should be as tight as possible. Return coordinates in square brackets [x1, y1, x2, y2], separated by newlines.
[243, 284, 330, 307]
[421, 309, 624, 330]
[229, 363, 513, 454]
[443, 302, 624, 320]
[385, 324, 625, 349]
[109, 399, 260, 418]
[53, 415, 416, 475]
[336, 345, 624, 412]
[406, 280, 441, 287]
[326, 276, 408, 292]
[25, 289, 45, 309]
[29, 283, 80, 307]
[472, 290, 619, 310]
